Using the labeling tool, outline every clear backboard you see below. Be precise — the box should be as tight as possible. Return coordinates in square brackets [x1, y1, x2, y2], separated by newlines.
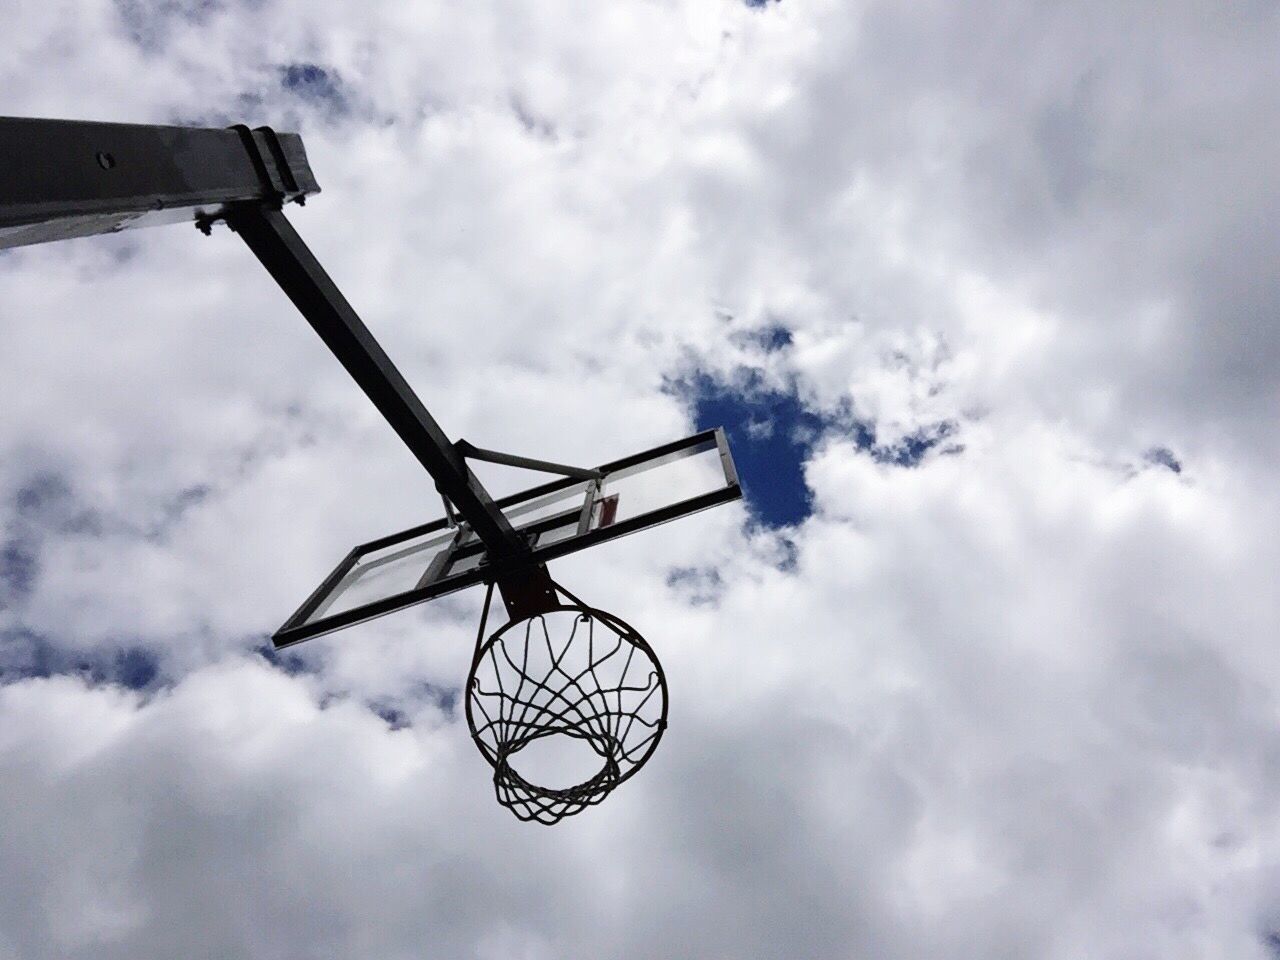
[273, 427, 740, 647]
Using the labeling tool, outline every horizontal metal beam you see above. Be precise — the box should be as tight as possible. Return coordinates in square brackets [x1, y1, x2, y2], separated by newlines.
[455, 440, 602, 481]
[226, 202, 528, 563]
[0, 117, 319, 249]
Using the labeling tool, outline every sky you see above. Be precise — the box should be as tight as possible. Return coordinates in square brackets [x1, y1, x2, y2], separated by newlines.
[1, 0, 1279, 957]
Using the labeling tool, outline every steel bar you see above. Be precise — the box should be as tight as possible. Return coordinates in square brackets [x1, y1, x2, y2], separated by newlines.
[227, 202, 527, 562]
[455, 440, 602, 480]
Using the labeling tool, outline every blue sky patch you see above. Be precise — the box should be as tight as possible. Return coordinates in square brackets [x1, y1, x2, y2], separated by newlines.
[11, 472, 100, 536]
[114, 0, 222, 51]
[148, 484, 211, 542]
[280, 63, 350, 115]
[364, 682, 459, 729]
[15, 473, 71, 521]
[67, 645, 161, 690]
[0, 629, 162, 690]
[434, 685, 459, 718]
[667, 566, 724, 606]
[370, 701, 411, 730]
[879, 422, 961, 467]
[0, 628, 55, 682]
[730, 323, 793, 354]
[114, 647, 160, 690]
[0, 537, 38, 605]
[684, 373, 852, 527]
[673, 368, 958, 528]
[1145, 446, 1182, 474]
[256, 640, 316, 678]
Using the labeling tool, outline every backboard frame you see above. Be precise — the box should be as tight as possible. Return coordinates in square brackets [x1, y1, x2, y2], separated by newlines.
[272, 427, 740, 648]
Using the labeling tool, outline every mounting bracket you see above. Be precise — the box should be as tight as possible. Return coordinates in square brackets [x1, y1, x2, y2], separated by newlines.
[454, 440, 602, 481]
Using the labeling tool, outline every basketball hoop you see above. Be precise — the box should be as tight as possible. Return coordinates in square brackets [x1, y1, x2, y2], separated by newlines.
[0, 115, 742, 824]
[465, 579, 667, 824]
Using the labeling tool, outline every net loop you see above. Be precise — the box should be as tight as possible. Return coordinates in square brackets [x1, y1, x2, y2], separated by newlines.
[465, 584, 667, 825]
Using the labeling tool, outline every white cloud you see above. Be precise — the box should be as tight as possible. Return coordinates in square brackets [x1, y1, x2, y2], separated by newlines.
[2, 0, 1279, 956]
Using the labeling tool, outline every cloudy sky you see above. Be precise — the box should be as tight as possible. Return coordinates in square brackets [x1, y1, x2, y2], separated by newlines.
[3, 0, 1280, 956]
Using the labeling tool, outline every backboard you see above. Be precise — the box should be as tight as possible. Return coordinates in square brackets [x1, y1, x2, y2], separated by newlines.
[273, 427, 740, 647]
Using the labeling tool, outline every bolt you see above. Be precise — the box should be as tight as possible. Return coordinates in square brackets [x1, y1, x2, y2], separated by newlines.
[95, 151, 116, 170]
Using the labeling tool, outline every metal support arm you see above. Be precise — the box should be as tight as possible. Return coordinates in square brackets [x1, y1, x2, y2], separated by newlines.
[226, 202, 528, 563]
[455, 440, 602, 481]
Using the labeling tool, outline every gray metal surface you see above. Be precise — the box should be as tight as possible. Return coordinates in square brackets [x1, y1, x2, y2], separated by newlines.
[0, 117, 319, 249]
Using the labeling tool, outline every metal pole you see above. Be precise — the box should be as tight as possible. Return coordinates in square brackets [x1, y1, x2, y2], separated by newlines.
[226, 202, 528, 563]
